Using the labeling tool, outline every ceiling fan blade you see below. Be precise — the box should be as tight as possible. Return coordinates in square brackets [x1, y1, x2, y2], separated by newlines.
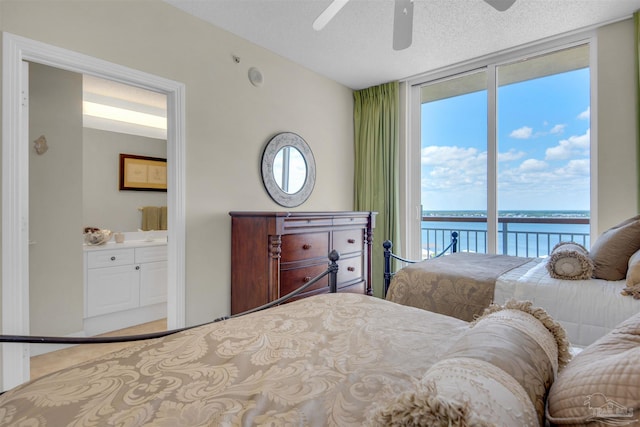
[393, 0, 414, 51]
[313, 0, 350, 31]
[484, 0, 516, 12]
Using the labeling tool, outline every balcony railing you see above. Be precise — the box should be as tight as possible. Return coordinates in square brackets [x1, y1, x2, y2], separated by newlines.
[422, 216, 590, 258]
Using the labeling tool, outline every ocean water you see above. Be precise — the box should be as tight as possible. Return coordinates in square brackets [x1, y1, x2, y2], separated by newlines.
[421, 210, 590, 258]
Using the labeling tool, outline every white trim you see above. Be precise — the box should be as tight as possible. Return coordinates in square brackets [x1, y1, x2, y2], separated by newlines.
[406, 83, 423, 259]
[405, 21, 605, 87]
[1, 33, 186, 391]
[589, 36, 599, 239]
[486, 64, 498, 253]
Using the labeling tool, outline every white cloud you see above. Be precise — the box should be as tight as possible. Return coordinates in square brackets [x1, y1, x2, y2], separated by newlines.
[557, 159, 590, 176]
[509, 126, 533, 139]
[422, 139, 590, 203]
[421, 145, 479, 166]
[550, 124, 565, 134]
[578, 107, 590, 120]
[498, 149, 525, 162]
[545, 129, 590, 161]
[519, 159, 548, 172]
[422, 143, 591, 210]
[421, 145, 486, 191]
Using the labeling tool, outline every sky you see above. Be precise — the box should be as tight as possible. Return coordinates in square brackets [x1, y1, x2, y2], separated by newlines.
[421, 67, 590, 212]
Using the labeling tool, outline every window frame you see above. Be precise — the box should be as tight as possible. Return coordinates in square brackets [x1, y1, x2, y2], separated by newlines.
[401, 31, 597, 259]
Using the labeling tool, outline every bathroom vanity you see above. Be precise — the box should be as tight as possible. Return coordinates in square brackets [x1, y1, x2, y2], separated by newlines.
[83, 232, 167, 335]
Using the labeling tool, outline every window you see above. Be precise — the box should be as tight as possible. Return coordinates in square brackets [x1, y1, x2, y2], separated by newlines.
[414, 43, 591, 258]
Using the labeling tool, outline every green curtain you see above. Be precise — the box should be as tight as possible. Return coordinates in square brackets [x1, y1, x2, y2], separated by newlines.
[353, 81, 400, 298]
[635, 11, 640, 211]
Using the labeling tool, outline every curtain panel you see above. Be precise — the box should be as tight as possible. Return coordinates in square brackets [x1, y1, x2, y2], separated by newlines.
[353, 81, 400, 298]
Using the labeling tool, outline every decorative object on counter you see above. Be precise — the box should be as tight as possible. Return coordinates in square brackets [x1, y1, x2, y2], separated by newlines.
[33, 135, 48, 155]
[114, 232, 125, 243]
[119, 153, 167, 192]
[83, 227, 112, 246]
[261, 132, 315, 207]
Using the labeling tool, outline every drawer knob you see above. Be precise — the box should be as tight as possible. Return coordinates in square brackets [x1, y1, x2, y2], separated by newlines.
[347, 239, 356, 244]
[135, 265, 140, 270]
[302, 244, 312, 250]
[303, 276, 312, 283]
[110, 256, 116, 261]
[347, 266, 355, 272]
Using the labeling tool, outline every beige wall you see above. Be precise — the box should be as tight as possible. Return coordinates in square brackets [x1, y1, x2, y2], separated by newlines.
[595, 18, 639, 233]
[1, 1, 638, 384]
[29, 62, 84, 336]
[83, 128, 167, 232]
[0, 0, 355, 332]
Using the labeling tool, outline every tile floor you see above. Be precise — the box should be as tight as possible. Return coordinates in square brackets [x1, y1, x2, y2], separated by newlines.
[30, 319, 166, 381]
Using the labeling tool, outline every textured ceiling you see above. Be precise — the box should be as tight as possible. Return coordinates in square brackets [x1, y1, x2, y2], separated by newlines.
[164, 0, 640, 90]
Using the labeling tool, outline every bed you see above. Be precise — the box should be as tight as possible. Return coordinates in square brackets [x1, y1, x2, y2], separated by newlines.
[0, 293, 575, 426]
[384, 215, 640, 349]
[1, 291, 639, 425]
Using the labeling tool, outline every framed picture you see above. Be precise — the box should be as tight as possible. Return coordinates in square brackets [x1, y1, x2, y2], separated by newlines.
[119, 154, 167, 191]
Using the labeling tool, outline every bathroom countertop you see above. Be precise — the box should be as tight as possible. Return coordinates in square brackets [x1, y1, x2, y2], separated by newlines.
[83, 239, 167, 251]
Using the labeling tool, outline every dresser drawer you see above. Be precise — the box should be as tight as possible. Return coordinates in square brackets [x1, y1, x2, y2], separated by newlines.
[280, 263, 329, 296]
[281, 232, 329, 262]
[87, 248, 135, 268]
[230, 211, 375, 313]
[337, 255, 363, 285]
[333, 229, 364, 254]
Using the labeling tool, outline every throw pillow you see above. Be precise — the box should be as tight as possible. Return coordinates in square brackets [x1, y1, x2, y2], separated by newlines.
[589, 218, 640, 280]
[369, 300, 570, 427]
[622, 249, 640, 298]
[546, 311, 640, 426]
[546, 241, 593, 280]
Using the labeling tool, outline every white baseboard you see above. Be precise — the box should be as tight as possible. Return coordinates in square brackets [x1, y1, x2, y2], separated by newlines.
[29, 304, 167, 357]
[83, 303, 167, 337]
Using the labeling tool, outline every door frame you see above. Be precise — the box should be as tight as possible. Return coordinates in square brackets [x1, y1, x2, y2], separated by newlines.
[2, 32, 186, 390]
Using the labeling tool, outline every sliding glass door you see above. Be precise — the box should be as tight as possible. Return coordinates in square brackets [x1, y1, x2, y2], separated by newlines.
[420, 70, 488, 258]
[417, 43, 591, 258]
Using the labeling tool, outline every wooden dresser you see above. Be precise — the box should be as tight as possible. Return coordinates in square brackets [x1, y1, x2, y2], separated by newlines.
[229, 211, 376, 314]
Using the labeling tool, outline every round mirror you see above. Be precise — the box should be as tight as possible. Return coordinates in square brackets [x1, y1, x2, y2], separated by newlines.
[262, 133, 315, 207]
[273, 145, 307, 194]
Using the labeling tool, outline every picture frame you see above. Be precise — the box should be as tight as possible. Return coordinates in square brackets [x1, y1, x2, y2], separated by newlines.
[119, 154, 167, 192]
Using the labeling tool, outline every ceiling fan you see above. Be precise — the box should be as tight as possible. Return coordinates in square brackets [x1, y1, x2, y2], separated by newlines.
[313, 0, 516, 51]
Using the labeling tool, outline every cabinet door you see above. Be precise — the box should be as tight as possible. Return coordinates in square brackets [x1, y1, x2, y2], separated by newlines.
[139, 260, 168, 306]
[86, 265, 139, 317]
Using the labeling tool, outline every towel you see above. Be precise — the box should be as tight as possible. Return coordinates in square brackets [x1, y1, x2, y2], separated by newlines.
[160, 206, 168, 230]
[141, 206, 161, 231]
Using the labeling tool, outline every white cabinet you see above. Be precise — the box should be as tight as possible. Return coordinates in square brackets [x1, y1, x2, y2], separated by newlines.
[84, 244, 167, 322]
[87, 264, 140, 317]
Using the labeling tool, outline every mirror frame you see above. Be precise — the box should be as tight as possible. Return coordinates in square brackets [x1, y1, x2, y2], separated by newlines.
[261, 132, 315, 208]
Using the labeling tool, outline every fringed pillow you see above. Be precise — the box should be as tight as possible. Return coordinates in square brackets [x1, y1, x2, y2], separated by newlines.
[622, 249, 640, 299]
[546, 241, 593, 280]
[369, 300, 570, 427]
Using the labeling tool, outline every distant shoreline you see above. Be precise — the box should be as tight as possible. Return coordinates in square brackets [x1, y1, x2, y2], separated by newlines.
[422, 210, 590, 218]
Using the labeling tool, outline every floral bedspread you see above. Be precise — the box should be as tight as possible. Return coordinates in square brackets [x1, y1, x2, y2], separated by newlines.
[386, 252, 531, 321]
[0, 294, 469, 426]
